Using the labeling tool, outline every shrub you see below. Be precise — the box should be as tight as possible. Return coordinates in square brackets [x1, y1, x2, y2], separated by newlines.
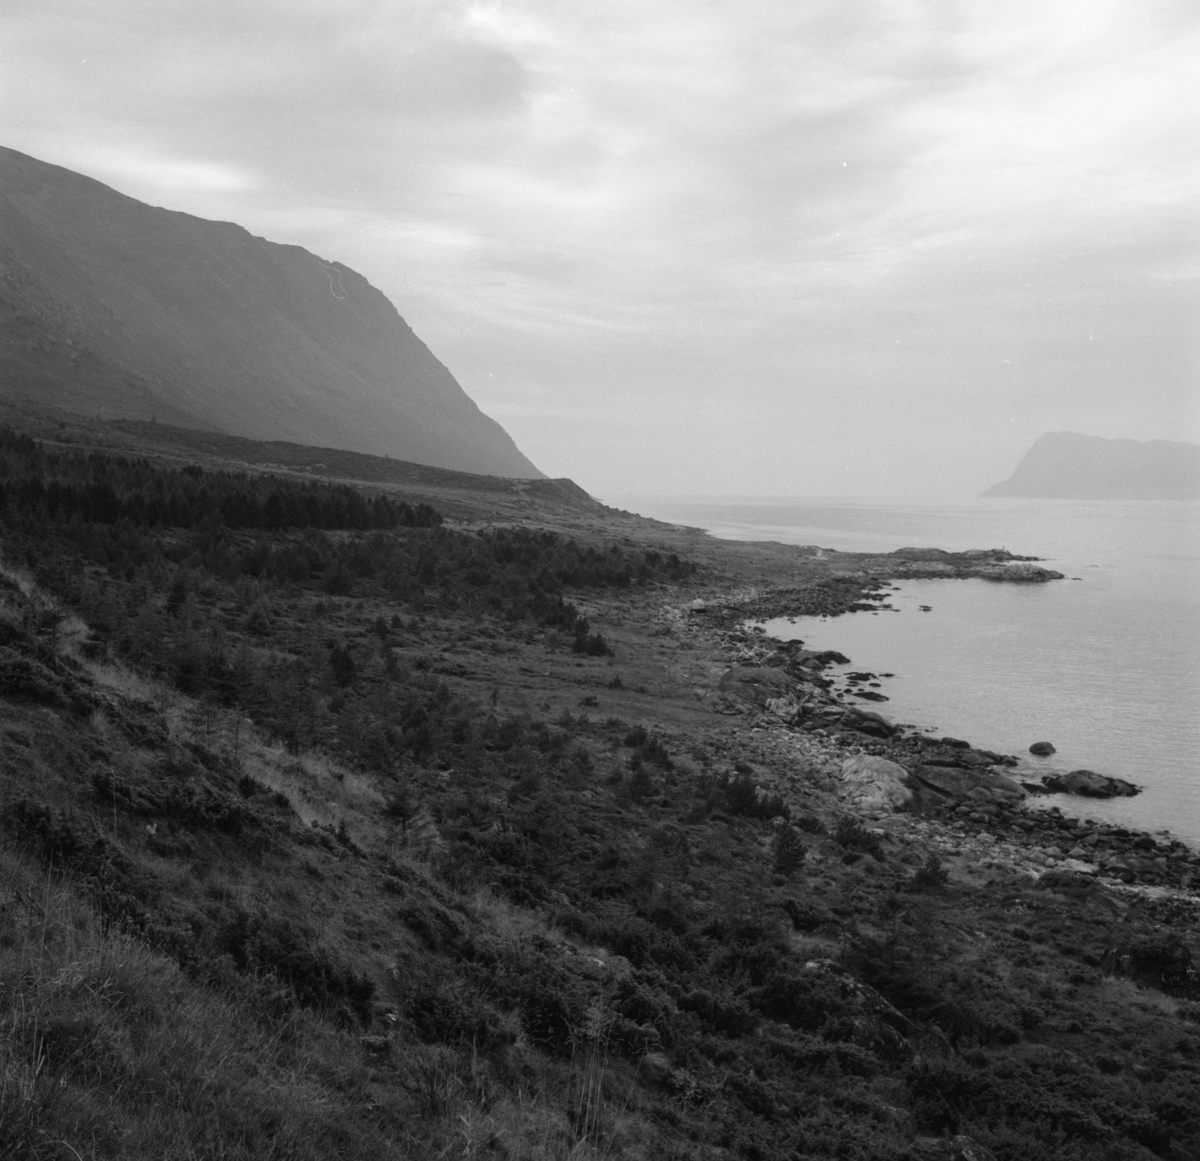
[623, 725, 649, 748]
[572, 626, 611, 656]
[792, 813, 827, 835]
[627, 761, 655, 802]
[909, 852, 949, 892]
[638, 735, 673, 770]
[218, 910, 375, 1026]
[724, 772, 789, 821]
[835, 817, 884, 860]
[771, 825, 806, 877]
[328, 643, 356, 687]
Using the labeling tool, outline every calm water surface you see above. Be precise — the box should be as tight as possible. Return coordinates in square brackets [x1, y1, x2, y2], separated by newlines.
[612, 496, 1200, 844]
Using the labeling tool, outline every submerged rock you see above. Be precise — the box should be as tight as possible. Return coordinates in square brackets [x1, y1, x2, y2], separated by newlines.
[1029, 741, 1056, 756]
[1042, 769, 1140, 798]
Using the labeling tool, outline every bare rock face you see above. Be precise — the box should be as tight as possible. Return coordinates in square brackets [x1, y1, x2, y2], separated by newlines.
[838, 754, 913, 815]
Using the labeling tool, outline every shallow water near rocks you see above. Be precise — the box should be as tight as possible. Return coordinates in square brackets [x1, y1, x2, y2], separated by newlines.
[617, 495, 1200, 846]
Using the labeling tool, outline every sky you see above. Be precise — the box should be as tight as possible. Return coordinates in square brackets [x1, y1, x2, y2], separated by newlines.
[2, 0, 1197, 499]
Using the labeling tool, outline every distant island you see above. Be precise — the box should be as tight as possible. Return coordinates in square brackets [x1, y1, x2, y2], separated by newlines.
[984, 431, 1200, 499]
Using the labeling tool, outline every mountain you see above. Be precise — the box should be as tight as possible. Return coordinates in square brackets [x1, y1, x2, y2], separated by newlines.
[0, 146, 543, 478]
[983, 431, 1200, 500]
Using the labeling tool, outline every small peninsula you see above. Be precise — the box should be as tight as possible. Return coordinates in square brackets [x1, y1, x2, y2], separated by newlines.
[984, 431, 1200, 499]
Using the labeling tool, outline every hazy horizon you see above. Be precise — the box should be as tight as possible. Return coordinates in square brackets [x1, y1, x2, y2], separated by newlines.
[3, 1, 1196, 497]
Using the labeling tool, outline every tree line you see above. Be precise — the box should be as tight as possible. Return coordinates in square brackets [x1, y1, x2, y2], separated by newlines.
[0, 426, 440, 532]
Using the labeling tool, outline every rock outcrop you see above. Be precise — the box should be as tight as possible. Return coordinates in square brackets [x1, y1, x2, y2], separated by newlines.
[1042, 769, 1141, 798]
[838, 754, 913, 815]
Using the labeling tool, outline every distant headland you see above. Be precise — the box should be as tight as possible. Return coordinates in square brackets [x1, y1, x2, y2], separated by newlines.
[984, 431, 1200, 499]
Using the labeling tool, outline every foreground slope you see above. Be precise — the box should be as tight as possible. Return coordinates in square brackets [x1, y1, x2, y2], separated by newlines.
[0, 146, 542, 478]
[1, 421, 1199, 1161]
[984, 432, 1200, 500]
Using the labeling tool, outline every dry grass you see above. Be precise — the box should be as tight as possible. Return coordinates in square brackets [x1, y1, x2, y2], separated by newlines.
[469, 888, 560, 944]
[0, 839, 674, 1160]
[1095, 975, 1183, 1017]
[1, 851, 391, 1160]
[79, 658, 165, 707]
[237, 741, 387, 839]
[787, 932, 843, 961]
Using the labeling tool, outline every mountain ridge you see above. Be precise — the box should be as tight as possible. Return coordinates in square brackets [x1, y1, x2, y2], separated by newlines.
[0, 145, 543, 478]
[983, 431, 1200, 499]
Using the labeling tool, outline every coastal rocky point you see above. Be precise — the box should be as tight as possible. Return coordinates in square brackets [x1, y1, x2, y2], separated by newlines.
[698, 605, 1191, 893]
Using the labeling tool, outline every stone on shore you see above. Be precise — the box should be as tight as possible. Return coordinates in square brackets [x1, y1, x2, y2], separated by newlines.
[1042, 769, 1140, 798]
[910, 765, 1027, 810]
[718, 665, 796, 708]
[1029, 741, 1056, 756]
[845, 707, 897, 738]
[839, 754, 913, 814]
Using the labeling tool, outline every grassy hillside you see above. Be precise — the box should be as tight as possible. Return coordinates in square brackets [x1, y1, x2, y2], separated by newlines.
[2, 423, 1199, 1161]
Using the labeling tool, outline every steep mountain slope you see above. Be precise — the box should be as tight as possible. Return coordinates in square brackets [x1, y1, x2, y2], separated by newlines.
[984, 431, 1200, 499]
[0, 146, 542, 478]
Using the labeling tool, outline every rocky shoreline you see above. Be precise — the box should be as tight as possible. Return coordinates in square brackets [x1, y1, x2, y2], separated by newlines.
[682, 562, 1198, 896]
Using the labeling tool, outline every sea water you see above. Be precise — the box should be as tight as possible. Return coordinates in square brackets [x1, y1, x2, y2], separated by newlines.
[610, 496, 1200, 845]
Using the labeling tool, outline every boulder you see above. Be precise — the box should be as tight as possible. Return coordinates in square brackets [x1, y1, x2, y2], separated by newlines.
[801, 960, 914, 1061]
[718, 665, 796, 708]
[910, 766, 1026, 810]
[1035, 870, 1102, 893]
[1029, 741, 1056, 756]
[844, 708, 897, 738]
[1042, 769, 1140, 798]
[838, 755, 913, 814]
[636, 1053, 674, 1086]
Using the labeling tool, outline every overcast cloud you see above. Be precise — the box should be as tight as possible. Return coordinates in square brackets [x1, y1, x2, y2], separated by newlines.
[2, 0, 1197, 497]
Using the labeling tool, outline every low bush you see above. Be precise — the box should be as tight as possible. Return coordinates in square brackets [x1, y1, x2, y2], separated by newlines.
[834, 817, 884, 860]
[771, 825, 806, 876]
[724, 770, 789, 820]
